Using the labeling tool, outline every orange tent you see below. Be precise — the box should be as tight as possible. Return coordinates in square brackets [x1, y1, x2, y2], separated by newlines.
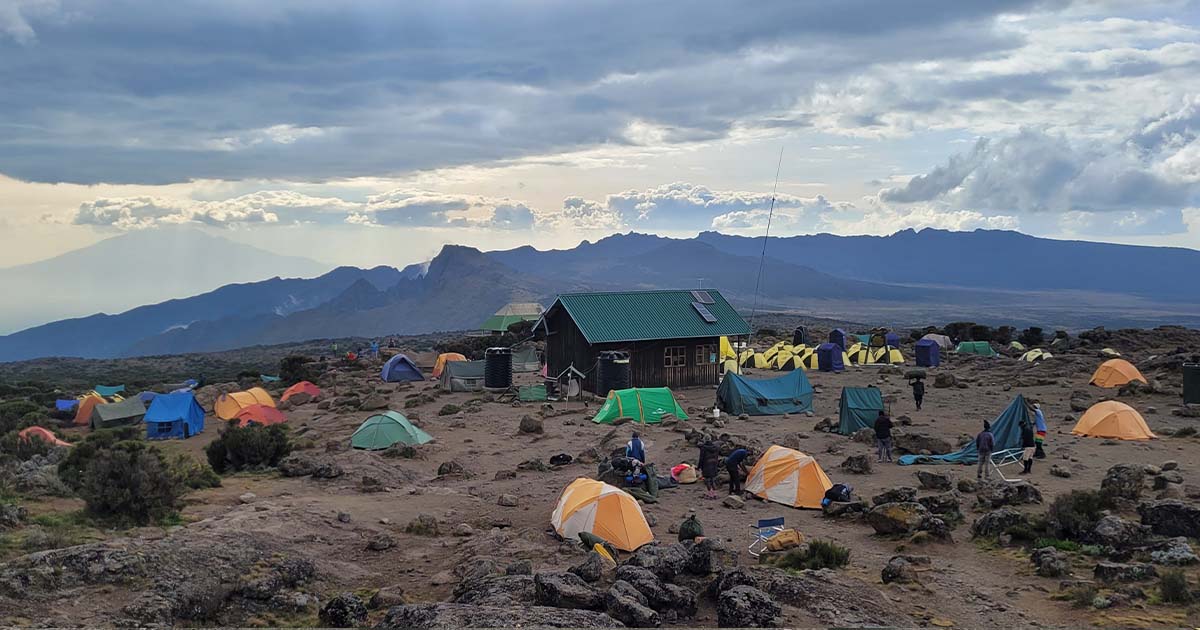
[744, 445, 833, 509]
[18, 426, 71, 447]
[73, 394, 104, 426]
[1090, 359, 1148, 388]
[550, 478, 653, 551]
[1072, 401, 1155, 440]
[281, 381, 321, 403]
[235, 404, 287, 427]
[214, 387, 276, 420]
[432, 353, 468, 378]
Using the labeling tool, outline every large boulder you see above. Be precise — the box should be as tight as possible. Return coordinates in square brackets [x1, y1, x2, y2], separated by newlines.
[893, 433, 954, 455]
[319, 593, 368, 628]
[871, 487, 917, 506]
[682, 538, 727, 576]
[881, 555, 929, 584]
[1031, 547, 1071, 578]
[1102, 464, 1146, 501]
[840, 455, 873, 474]
[569, 552, 606, 584]
[744, 567, 909, 627]
[605, 581, 659, 628]
[917, 493, 963, 522]
[866, 502, 929, 535]
[822, 500, 867, 518]
[916, 470, 953, 491]
[519, 415, 544, 434]
[1091, 515, 1149, 548]
[717, 586, 780, 628]
[933, 373, 957, 388]
[533, 571, 605, 611]
[1150, 538, 1199, 566]
[971, 508, 1029, 538]
[614, 565, 695, 618]
[0, 504, 27, 529]
[374, 603, 622, 628]
[1138, 500, 1200, 538]
[1093, 562, 1157, 583]
[976, 480, 1042, 508]
[626, 543, 689, 582]
[453, 575, 535, 607]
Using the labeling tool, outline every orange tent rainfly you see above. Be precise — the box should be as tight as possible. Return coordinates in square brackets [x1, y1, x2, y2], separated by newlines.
[432, 353, 468, 378]
[19, 426, 71, 448]
[1090, 359, 1148, 389]
[1072, 401, 1156, 440]
[744, 445, 833, 509]
[550, 478, 654, 552]
[73, 394, 104, 426]
[281, 381, 321, 403]
[235, 404, 286, 427]
[214, 387, 276, 421]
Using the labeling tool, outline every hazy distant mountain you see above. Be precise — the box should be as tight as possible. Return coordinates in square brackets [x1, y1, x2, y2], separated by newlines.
[0, 227, 331, 334]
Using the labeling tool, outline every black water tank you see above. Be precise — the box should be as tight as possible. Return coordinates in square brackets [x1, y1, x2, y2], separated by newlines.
[484, 347, 513, 390]
[1185, 362, 1200, 405]
[597, 351, 631, 395]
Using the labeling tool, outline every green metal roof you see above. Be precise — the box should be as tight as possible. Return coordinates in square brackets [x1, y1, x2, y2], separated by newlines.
[480, 313, 541, 332]
[544, 290, 751, 344]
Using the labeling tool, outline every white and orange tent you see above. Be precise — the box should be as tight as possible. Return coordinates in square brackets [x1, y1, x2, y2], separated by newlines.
[432, 353, 468, 379]
[1090, 359, 1148, 389]
[550, 478, 653, 551]
[1072, 401, 1156, 440]
[281, 381, 321, 403]
[214, 387, 276, 421]
[73, 394, 105, 426]
[744, 445, 833, 509]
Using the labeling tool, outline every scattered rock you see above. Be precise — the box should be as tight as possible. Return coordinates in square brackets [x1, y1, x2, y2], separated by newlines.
[917, 492, 963, 521]
[367, 533, 396, 551]
[519, 415, 544, 434]
[238, 492, 257, 504]
[605, 580, 659, 627]
[1150, 538, 1199, 565]
[917, 470, 953, 491]
[933, 373, 957, 388]
[1050, 465, 1072, 478]
[976, 480, 1042, 508]
[336, 511, 351, 524]
[319, 593, 368, 628]
[840, 454, 873, 474]
[498, 494, 519, 507]
[1138, 500, 1200, 538]
[871, 487, 917, 506]
[1031, 547, 1071, 577]
[533, 571, 605, 610]
[452, 523, 474, 537]
[866, 502, 929, 535]
[1091, 515, 1148, 548]
[893, 433, 954, 455]
[369, 586, 407, 610]
[881, 554, 930, 584]
[1102, 464, 1146, 501]
[722, 495, 745, 510]
[1093, 562, 1157, 583]
[359, 394, 389, 411]
[405, 514, 440, 537]
[375, 603, 623, 628]
[1162, 460, 1179, 472]
[570, 552, 606, 583]
[505, 560, 533, 576]
[957, 478, 980, 493]
[972, 508, 1029, 538]
[717, 586, 780, 628]
[822, 500, 867, 518]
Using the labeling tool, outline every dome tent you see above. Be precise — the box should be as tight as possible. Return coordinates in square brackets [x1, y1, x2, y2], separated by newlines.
[550, 478, 653, 551]
[1072, 401, 1155, 440]
[381, 354, 425, 383]
[282, 381, 321, 403]
[214, 387, 276, 421]
[351, 411, 432, 450]
[1090, 359, 1147, 389]
[744, 446, 833, 509]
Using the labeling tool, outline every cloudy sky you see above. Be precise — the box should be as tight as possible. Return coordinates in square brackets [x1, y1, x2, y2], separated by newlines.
[2, 0, 1199, 269]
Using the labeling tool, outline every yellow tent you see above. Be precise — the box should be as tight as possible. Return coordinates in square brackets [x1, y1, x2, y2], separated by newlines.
[1072, 401, 1155, 440]
[432, 352, 467, 378]
[550, 478, 653, 551]
[720, 337, 737, 360]
[1009, 341, 1027, 351]
[1021, 349, 1053, 362]
[740, 350, 770, 370]
[744, 445, 833, 509]
[73, 394, 105, 426]
[794, 349, 819, 370]
[869, 346, 904, 365]
[214, 387, 277, 420]
[846, 343, 872, 365]
[1100, 348, 1122, 357]
[1090, 359, 1148, 388]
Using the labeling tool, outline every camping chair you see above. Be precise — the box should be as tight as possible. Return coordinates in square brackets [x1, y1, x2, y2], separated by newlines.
[988, 448, 1025, 483]
[748, 517, 785, 558]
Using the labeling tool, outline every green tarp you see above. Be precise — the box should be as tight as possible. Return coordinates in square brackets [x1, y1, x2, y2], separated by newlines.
[440, 360, 485, 392]
[899, 395, 1030, 465]
[94, 385, 125, 397]
[717, 371, 813, 416]
[351, 411, 432, 450]
[837, 387, 885, 435]
[519, 384, 548, 402]
[955, 341, 996, 356]
[592, 388, 688, 425]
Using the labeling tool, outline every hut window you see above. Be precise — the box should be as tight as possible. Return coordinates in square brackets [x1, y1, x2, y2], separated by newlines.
[696, 345, 717, 365]
[664, 346, 686, 368]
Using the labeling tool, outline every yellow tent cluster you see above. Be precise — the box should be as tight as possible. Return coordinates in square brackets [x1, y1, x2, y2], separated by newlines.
[845, 343, 905, 365]
[1020, 349, 1053, 362]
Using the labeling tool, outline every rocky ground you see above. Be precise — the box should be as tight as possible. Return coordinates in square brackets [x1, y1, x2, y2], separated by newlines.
[1, 326, 1199, 628]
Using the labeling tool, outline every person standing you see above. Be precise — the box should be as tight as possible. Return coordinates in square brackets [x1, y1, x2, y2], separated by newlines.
[1019, 418, 1036, 475]
[975, 421, 995, 480]
[874, 411, 894, 463]
[699, 440, 721, 499]
[1033, 403, 1047, 459]
[725, 447, 751, 496]
[911, 378, 925, 410]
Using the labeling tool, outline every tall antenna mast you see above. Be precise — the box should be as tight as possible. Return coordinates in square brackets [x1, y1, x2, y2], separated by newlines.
[747, 146, 784, 350]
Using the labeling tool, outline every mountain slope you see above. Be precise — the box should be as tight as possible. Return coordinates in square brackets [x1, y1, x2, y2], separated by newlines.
[0, 227, 331, 334]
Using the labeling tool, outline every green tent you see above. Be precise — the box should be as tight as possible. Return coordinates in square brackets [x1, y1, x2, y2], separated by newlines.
[955, 341, 996, 356]
[89, 397, 147, 429]
[837, 387, 885, 435]
[592, 388, 688, 425]
[351, 411, 432, 450]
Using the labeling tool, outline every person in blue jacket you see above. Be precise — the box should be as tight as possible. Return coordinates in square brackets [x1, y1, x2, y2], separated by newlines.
[626, 432, 646, 464]
[725, 447, 752, 496]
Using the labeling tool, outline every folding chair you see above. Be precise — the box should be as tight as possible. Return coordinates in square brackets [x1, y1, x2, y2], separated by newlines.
[748, 517, 785, 558]
[988, 448, 1025, 483]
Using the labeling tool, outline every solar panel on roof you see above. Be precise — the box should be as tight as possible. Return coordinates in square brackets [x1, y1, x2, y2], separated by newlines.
[692, 301, 717, 323]
[691, 290, 714, 304]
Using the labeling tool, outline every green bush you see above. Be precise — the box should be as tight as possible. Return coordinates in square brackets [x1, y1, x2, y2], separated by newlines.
[0, 430, 51, 463]
[78, 442, 182, 525]
[1033, 537, 1080, 552]
[438, 404, 461, 416]
[1047, 490, 1112, 542]
[205, 424, 291, 474]
[57, 426, 143, 491]
[0, 401, 41, 434]
[1160, 569, 1193, 604]
[769, 539, 850, 571]
[1061, 584, 1098, 608]
[279, 355, 316, 385]
[167, 453, 222, 489]
[1174, 427, 1197, 438]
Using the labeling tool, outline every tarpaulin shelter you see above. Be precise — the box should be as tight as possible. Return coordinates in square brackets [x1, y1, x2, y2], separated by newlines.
[1021, 349, 1053, 362]
[1072, 401, 1155, 440]
[351, 411, 432, 450]
[837, 387, 885, 435]
[817, 343, 847, 372]
[829, 329, 849, 350]
[55, 399, 78, 412]
[717, 371, 814, 416]
[89, 397, 147, 430]
[214, 387, 276, 421]
[550, 478, 653, 552]
[144, 392, 205, 440]
[744, 446, 833, 509]
[94, 385, 125, 397]
[432, 353, 468, 378]
[481, 302, 545, 334]
[915, 339, 940, 367]
[792, 326, 809, 346]
[281, 381, 321, 403]
[512, 347, 541, 373]
[380, 354, 424, 383]
[440, 360, 486, 392]
[19, 426, 71, 448]
[899, 395, 1031, 465]
[592, 388, 688, 425]
[73, 394, 105, 426]
[922, 334, 953, 349]
[1090, 359, 1147, 388]
[235, 404, 286, 427]
[955, 341, 996, 357]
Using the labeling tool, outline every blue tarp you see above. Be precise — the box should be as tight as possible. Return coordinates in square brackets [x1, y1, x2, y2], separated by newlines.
[829, 329, 848, 350]
[55, 399, 78, 412]
[137, 391, 159, 404]
[717, 371, 814, 416]
[837, 387, 885, 435]
[261, 374, 281, 383]
[816, 343, 845, 372]
[885, 333, 901, 347]
[381, 354, 425, 382]
[899, 395, 1031, 465]
[94, 385, 125, 397]
[915, 339, 941, 367]
[144, 392, 206, 440]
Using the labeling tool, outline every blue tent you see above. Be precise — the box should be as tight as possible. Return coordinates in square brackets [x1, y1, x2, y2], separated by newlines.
[914, 339, 941, 367]
[717, 371, 814, 416]
[837, 387, 885, 435]
[829, 329, 848, 350]
[55, 399, 78, 412]
[381, 354, 424, 382]
[137, 391, 159, 404]
[885, 332, 901, 347]
[816, 343, 845, 372]
[144, 392, 206, 440]
[899, 395, 1031, 465]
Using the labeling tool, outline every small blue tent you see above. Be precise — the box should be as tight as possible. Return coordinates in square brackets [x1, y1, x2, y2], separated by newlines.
[717, 371, 814, 416]
[816, 343, 845, 372]
[899, 395, 1031, 465]
[914, 339, 941, 367]
[55, 399, 78, 412]
[144, 392, 206, 440]
[381, 354, 424, 383]
[829, 329, 848, 350]
[885, 332, 901, 347]
[94, 385, 125, 397]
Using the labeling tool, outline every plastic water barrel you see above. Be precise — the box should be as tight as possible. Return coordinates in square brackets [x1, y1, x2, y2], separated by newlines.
[1184, 362, 1200, 405]
[484, 347, 513, 390]
[597, 351, 631, 395]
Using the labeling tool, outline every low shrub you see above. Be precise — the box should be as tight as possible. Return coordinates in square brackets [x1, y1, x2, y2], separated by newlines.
[769, 539, 851, 571]
[0, 430, 51, 463]
[78, 442, 182, 525]
[167, 453, 221, 489]
[1160, 569, 1193, 604]
[57, 426, 143, 491]
[1061, 584, 1098, 608]
[1047, 490, 1112, 542]
[437, 404, 461, 416]
[279, 355, 316, 385]
[0, 401, 41, 434]
[1173, 427, 1197, 438]
[205, 424, 291, 474]
[1033, 538, 1080, 553]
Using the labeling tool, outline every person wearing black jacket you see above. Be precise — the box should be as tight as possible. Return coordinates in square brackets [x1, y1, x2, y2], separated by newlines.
[874, 411, 894, 463]
[911, 378, 925, 410]
[1019, 419, 1036, 474]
